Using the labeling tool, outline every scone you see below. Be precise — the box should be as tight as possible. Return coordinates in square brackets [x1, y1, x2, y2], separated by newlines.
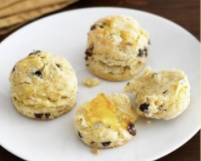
[85, 15, 150, 81]
[74, 93, 138, 148]
[9, 50, 78, 119]
[124, 68, 190, 120]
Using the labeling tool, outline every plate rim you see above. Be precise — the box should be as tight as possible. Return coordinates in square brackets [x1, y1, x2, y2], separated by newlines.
[0, 7, 199, 45]
[0, 7, 200, 161]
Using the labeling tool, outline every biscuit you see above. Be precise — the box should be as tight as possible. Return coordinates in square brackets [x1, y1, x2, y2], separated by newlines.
[85, 15, 150, 81]
[124, 68, 190, 120]
[74, 93, 138, 148]
[9, 51, 78, 119]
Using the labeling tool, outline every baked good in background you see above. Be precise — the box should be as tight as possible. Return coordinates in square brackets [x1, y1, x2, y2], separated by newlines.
[124, 68, 190, 120]
[85, 15, 150, 81]
[74, 93, 138, 148]
[9, 50, 78, 119]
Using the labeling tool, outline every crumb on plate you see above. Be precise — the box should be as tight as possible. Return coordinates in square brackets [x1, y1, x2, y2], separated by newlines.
[91, 148, 101, 156]
[146, 120, 151, 124]
[83, 78, 101, 87]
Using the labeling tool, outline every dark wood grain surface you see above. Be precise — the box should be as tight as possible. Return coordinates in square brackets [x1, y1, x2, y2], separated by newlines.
[0, 0, 200, 161]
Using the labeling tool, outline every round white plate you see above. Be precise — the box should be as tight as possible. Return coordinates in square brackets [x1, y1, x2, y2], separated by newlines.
[0, 7, 200, 161]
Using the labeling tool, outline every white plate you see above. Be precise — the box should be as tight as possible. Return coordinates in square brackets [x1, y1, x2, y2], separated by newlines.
[0, 7, 200, 161]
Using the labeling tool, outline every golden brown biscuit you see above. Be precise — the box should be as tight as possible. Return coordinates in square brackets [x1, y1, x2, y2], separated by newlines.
[74, 93, 138, 148]
[85, 15, 150, 81]
[9, 51, 78, 119]
[124, 68, 190, 120]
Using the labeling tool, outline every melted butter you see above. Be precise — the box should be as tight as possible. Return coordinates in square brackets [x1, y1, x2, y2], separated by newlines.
[120, 31, 131, 40]
[173, 82, 179, 91]
[84, 93, 134, 130]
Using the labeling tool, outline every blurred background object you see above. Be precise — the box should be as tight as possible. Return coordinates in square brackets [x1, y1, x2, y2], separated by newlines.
[0, 0, 78, 35]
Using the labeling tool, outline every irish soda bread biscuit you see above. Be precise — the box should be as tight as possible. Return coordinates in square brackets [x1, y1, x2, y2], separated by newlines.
[85, 15, 150, 81]
[74, 93, 138, 148]
[124, 68, 190, 120]
[9, 50, 78, 119]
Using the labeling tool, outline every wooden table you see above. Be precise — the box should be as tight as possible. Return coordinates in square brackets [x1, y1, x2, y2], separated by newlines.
[0, 0, 200, 160]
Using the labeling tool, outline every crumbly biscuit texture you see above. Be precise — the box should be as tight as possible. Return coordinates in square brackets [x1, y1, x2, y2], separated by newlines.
[83, 78, 100, 87]
[9, 51, 78, 119]
[85, 15, 150, 81]
[74, 93, 138, 148]
[124, 68, 190, 120]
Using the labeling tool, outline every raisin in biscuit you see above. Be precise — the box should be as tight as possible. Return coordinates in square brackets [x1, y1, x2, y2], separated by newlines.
[124, 68, 190, 120]
[85, 15, 150, 81]
[9, 51, 78, 119]
[74, 93, 138, 148]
